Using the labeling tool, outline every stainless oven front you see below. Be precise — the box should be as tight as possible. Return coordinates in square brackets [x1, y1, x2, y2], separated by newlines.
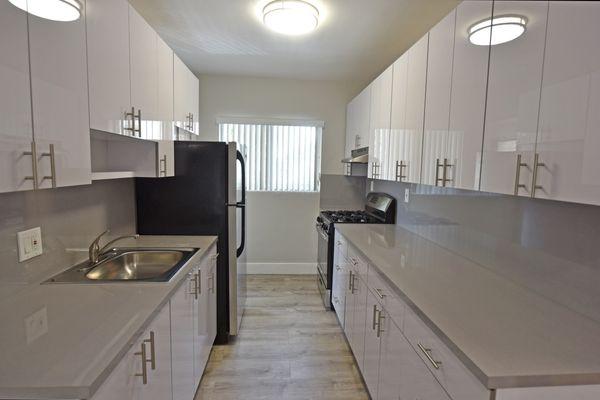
[316, 221, 331, 309]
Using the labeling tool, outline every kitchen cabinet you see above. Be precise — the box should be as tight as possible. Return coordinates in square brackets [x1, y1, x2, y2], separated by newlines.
[86, 0, 131, 136]
[0, 1, 33, 193]
[193, 247, 217, 385]
[345, 86, 372, 157]
[368, 66, 394, 180]
[480, 1, 548, 196]
[174, 54, 200, 135]
[157, 37, 175, 141]
[207, 251, 218, 348]
[362, 290, 383, 398]
[346, 267, 368, 369]
[332, 237, 348, 326]
[28, 0, 91, 189]
[157, 141, 175, 177]
[422, 9, 456, 187]
[447, 1, 493, 190]
[129, 5, 158, 140]
[170, 271, 196, 400]
[92, 302, 172, 400]
[389, 34, 429, 184]
[533, 1, 600, 205]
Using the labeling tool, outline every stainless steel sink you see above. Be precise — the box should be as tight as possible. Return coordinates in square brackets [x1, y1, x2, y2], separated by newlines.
[44, 248, 197, 284]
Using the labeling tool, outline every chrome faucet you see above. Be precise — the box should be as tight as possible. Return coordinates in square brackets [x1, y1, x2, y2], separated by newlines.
[89, 230, 139, 263]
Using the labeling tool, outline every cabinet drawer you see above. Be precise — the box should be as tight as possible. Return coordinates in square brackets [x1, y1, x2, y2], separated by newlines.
[366, 266, 405, 329]
[347, 245, 368, 276]
[334, 231, 347, 260]
[404, 308, 488, 400]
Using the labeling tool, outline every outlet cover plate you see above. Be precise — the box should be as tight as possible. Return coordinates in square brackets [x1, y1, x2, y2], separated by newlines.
[17, 227, 43, 262]
[404, 188, 410, 203]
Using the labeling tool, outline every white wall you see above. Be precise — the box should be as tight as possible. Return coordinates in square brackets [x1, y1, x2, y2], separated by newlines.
[197, 74, 358, 273]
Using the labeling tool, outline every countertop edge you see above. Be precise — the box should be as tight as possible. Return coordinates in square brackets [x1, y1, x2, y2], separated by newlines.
[0, 236, 218, 400]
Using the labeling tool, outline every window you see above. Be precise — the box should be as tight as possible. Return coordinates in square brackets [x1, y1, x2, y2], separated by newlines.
[218, 119, 323, 192]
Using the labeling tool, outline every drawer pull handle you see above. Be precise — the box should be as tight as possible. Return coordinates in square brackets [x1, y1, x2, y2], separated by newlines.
[335, 265, 341, 271]
[134, 342, 148, 384]
[374, 288, 386, 299]
[189, 273, 198, 299]
[376, 311, 385, 338]
[372, 304, 379, 331]
[143, 331, 156, 370]
[418, 342, 442, 369]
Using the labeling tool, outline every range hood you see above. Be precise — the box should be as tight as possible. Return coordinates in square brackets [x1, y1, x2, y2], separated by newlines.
[342, 147, 369, 164]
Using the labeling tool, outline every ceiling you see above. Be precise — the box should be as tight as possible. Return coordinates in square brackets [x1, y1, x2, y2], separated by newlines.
[129, 0, 460, 84]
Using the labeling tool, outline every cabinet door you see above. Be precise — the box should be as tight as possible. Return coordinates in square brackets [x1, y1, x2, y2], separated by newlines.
[129, 5, 158, 140]
[377, 316, 450, 400]
[447, 1, 493, 190]
[157, 37, 174, 141]
[480, 1, 548, 196]
[347, 86, 372, 152]
[389, 53, 409, 182]
[207, 251, 218, 345]
[344, 266, 355, 341]
[157, 141, 175, 178]
[193, 265, 208, 386]
[363, 291, 382, 398]
[92, 303, 172, 400]
[0, 1, 34, 193]
[345, 99, 357, 158]
[28, 0, 91, 189]
[422, 9, 456, 186]
[174, 55, 189, 131]
[368, 67, 393, 180]
[349, 275, 368, 369]
[170, 272, 196, 400]
[86, 0, 131, 135]
[332, 242, 346, 326]
[189, 72, 200, 134]
[535, 1, 600, 205]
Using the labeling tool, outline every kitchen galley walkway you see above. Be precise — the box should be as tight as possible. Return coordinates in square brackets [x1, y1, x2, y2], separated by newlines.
[196, 275, 369, 399]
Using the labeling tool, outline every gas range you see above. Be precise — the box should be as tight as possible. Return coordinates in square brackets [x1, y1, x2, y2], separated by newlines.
[316, 193, 397, 309]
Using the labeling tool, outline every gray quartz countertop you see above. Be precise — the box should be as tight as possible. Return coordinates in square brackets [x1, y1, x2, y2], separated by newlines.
[335, 224, 600, 389]
[0, 235, 217, 400]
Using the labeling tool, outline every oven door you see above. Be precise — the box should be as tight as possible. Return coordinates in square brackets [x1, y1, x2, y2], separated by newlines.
[316, 222, 331, 309]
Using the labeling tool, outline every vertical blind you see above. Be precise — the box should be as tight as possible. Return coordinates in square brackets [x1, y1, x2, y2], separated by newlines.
[219, 121, 322, 192]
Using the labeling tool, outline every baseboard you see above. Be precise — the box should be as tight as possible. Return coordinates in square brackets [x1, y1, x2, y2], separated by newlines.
[246, 262, 317, 275]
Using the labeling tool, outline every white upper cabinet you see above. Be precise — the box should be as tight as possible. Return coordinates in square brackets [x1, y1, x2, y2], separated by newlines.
[480, 1, 548, 196]
[157, 37, 174, 141]
[0, 2, 33, 193]
[174, 54, 200, 135]
[534, 1, 600, 205]
[345, 85, 372, 157]
[87, 0, 131, 136]
[28, 0, 91, 189]
[422, 9, 456, 187]
[447, 1, 493, 190]
[368, 66, 393, 180]
[129, 5, 158, 140]
[389, 34, 429, 184]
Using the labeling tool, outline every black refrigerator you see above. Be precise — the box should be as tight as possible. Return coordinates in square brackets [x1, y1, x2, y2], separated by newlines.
[135, 141, 246, 344]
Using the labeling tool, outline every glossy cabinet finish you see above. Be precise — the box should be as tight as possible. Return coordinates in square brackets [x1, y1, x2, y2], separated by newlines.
[174, 54, 200, 135]
[368, 66, 394, 180]
[363, 290, 382, 398]
[170, 272, 196, 400]
[422, 9, 456, 187]
[157, 37, 175, 141]
[86, 0, 131, 136]
[129, 5, 158, 140]
[480, 1, 548, 196]
[92, 303, 172, 400]
[28, 0, 91, 189]
[447, 1, 493, 190]
[349, 273, 368, 370]
[388, 53, 409, 182]
[345, 86, 372, 157]
[534, 1, 600, 205]
[0, 2, 33, 193]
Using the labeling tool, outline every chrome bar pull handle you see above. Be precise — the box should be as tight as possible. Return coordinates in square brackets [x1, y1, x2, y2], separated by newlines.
[395, 160, 407, 182]
[418, 343, 442, 369]
[209, 273, 215, 293]
[435, 158, 443, 186]
[40, 144, 57, 188]
[513, 154, 528, 195]
[376, 310, 385, 338]
[374, 288, 386, 299]
[124, 107, 136, 135]
[531, 153, 545, 198]
[442, 158, 453, 187]
[143, 331, 156, 370]
[348, 270, 353, 291]
[23, 141, 39, 190]
[159, 155, 167, 176]
[135, 108, 142, 137]
[196, 272, 202, 295]
[134, 342, 148, 384]
[372, 304, 379, 331]
[189, 272, 198, 299]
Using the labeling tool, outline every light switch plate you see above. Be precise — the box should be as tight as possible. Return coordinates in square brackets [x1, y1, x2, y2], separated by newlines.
[404, 188, 410, 203]
[25, 307, 48, 344]
[17, 227, 43, 262]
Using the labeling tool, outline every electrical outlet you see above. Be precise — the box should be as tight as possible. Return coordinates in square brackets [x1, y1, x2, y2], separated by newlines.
[370, 181, 374, 192]
[17, 227, 43, 262]
[25, 307, 48, 344]
[404, 188, 410, 203]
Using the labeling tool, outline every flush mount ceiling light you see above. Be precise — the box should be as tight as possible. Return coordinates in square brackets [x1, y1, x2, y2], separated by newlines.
[8, 0, 82, 22]
[262, 0, 320, 36]
[469, 15, 527, 46]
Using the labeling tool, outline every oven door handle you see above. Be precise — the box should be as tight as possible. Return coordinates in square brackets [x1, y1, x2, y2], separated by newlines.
[315, 223, 329, 241]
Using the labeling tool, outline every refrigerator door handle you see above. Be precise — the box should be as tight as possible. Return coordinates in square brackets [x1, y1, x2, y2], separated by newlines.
[236, 150, 246, 258]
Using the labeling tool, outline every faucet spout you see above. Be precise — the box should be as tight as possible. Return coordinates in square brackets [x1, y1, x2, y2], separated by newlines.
[88, 231, 139, 263]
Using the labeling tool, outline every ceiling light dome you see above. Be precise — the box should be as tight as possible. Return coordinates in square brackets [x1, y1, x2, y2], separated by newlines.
[263, 0, 320, 36]
[469, 15, 527, 46]
[9, 0, 82, 22]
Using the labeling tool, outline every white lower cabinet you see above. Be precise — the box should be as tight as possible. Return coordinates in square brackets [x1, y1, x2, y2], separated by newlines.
[362, 290, 382, 397]
[348, 272, 368, 369]
[92, 302, 172, 400]
[171, 270, 196, 400]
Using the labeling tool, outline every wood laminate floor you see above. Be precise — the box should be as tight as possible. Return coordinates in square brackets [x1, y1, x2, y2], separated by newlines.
[196, 275, 369, 400]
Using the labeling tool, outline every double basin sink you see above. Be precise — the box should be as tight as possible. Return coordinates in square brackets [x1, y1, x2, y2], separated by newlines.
[45, 248, 197, 284]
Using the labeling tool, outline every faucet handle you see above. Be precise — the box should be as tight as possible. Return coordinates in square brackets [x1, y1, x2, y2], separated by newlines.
[89, 230, 110, 263]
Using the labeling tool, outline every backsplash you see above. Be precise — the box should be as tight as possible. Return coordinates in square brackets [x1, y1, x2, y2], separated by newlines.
[319, 174, 366, 210]
[369, 179, 600, 323]
[0, 180, 136, 291]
